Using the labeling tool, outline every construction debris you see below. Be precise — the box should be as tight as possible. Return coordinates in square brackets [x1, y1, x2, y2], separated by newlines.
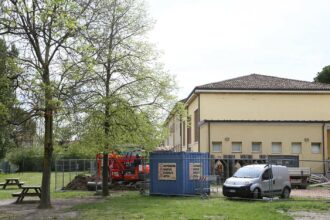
[66, 174, 148, 191]
[308, 174, 329, 184]
[309, 181, 330, 188]
[65, 174, 100, 190]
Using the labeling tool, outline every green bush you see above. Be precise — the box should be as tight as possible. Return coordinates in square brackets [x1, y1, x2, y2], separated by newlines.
[54, 143, 97, 159]
[5, 143, 96, 172]
[6, 147, 44, 172]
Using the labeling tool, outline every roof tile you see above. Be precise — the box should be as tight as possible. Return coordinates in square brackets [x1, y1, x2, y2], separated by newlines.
[196, 74, 330, 90]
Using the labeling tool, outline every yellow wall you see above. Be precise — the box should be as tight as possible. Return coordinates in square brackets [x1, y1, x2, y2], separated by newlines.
[200, 93, 330, 121]
[201, 122, 325, 173]
[200, 124, 209, 152]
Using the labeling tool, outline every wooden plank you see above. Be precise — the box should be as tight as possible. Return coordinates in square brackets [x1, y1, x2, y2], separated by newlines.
[21, 185, 41, 189]
[12, 192, 22, 197]
[309, 182, 330, 187]
[20, 193, 40, 196]
[288, 167, 311, 176]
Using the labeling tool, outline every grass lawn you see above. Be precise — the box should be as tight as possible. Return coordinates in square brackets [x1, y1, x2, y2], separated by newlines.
[73, 192, 330, 220]
[1, 173, 330, 219]
[0, 172, 94, 200]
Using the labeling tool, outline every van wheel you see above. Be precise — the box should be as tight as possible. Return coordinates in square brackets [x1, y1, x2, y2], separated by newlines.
[252, 188, 261, 199]
[281, 187, 290, 199]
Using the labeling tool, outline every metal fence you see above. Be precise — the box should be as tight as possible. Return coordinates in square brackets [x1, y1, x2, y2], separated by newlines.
[3, 155, 329, 201]
[54, 159, 97, 191]
[139, 157, 330, 200]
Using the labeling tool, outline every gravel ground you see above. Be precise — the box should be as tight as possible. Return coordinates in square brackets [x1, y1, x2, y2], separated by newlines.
[289, 211, 330, 220]
[291, 187, 330, 199]
[0, 196, 101, 220]
[211, 186, 330, 199]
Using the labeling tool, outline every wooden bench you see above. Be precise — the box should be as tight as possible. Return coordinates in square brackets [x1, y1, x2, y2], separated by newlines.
[3, 178, 24, 189]
[12, 185, 41, 203]
[1, 178, 24, 189]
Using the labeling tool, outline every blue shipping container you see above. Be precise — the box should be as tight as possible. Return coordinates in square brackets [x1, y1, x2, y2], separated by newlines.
[149, 152, 210, 196]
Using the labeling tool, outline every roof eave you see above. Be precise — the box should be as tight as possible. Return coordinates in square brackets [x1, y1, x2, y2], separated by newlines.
[194, 88, 330, 94]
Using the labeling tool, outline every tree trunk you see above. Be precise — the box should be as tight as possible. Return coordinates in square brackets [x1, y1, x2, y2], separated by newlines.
[39, 68, 53, 209]
[102, 151, 109, 196]
[39, 106, 53, 208]
[102, 102, 110, 196]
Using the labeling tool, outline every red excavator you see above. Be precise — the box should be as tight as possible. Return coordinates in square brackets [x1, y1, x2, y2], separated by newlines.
[96, 151, 149, 182]
[87, 151, 149, 190]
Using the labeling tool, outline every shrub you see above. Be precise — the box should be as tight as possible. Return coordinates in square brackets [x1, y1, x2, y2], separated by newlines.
[6, 147, 44, 172]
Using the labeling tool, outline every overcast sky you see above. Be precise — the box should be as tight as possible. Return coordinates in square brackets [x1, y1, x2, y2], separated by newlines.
[146, 0, 330, 99]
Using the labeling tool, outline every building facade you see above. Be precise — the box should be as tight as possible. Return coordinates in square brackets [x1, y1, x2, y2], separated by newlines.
[165, 74, 330, 174]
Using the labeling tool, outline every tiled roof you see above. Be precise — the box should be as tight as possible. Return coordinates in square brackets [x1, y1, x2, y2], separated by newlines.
[195, 74, 330, 90]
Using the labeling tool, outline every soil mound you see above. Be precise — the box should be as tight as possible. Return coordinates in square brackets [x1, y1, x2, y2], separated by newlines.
[65, 175, 99, 190]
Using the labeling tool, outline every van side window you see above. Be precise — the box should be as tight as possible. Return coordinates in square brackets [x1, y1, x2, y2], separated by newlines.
[262, 168, 273, 180]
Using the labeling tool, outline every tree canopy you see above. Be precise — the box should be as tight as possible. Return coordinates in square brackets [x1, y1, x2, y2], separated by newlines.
[0, 0, 177, 206]
[0, 38, 20, 158]
[314, 65, 330, 84]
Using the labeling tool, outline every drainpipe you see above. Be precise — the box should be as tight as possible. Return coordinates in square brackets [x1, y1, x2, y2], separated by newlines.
[208, 122, 211, 153]
[323, 123, 326, 176]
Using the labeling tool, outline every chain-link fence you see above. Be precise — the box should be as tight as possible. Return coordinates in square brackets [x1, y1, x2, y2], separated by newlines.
[2, 154, 329, 201]
[139, 156, 330, 201]
[54, 159, 97, 191]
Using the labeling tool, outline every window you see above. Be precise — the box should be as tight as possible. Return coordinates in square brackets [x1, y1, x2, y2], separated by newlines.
[291, 142, 302, 154]
[252, 142, 261, 153]
[212, 142, 222, 152]
[271, 142, 282, 154]
[262, 168, 273, 180]
[232, 142, 242, 153]
[194, 109, 199, 142]
[311, 143, 321, 154]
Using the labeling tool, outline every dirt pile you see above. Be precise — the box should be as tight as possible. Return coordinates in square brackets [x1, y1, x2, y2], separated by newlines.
[65, 175, 99, 190]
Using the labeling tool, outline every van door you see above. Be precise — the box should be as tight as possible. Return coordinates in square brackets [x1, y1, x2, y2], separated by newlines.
[272, 167, 284, 195]
[261, 168, 274, 196]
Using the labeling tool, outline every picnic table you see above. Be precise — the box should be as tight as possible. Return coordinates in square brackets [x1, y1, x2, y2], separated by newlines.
[0, 178, 24, 189]
[12, 185, 41, 203]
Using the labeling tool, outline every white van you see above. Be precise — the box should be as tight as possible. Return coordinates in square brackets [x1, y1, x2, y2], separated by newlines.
[223, 164, 291, 199]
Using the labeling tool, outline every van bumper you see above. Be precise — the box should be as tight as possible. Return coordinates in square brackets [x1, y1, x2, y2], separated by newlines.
[222, 184, 253, 198]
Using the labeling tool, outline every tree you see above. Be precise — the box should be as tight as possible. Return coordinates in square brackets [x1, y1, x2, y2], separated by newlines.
[0, 39, 20, 158]
[11, 107, 37, 148]
[83, 0, 176, 196]
[314, 65, 330, 84]
[79, 98, 167, 152]
[0, 0, 96, 208]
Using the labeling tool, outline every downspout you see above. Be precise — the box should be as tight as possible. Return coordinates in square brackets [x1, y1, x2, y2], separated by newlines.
[323, 123, 326, 175]
[198, 94, 201, 152]
[208, 122, 211, 153]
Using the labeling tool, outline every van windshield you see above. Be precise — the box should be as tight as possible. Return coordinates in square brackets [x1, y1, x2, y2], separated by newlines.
[232, 166, 263, 178]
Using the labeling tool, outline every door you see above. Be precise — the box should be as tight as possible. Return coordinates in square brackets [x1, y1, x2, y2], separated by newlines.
[261, 168, 275, 196]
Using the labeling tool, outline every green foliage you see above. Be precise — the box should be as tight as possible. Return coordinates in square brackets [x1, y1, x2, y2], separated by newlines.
[0, 39, 20, 158]
[314, 65, 330, 83]
[82, 0, 178, 154]
[54, 142, 97, 159]
[77, 97, 166, 153]
[6, 147, 44, 172]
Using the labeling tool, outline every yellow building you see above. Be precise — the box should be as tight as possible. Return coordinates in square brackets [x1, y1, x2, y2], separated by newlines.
[165, 74, 330, 175]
